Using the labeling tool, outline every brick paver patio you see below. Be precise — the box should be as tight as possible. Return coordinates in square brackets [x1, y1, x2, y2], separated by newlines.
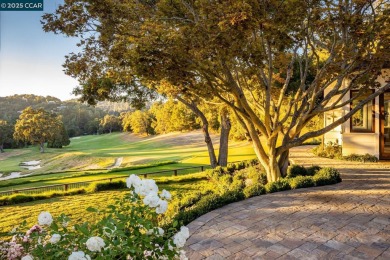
[184, 146, 390, 259]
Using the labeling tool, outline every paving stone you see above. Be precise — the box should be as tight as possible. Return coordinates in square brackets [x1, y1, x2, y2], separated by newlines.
[183, 146, 390, 259]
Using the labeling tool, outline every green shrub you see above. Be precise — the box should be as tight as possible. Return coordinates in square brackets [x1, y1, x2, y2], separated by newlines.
[249, 158, 259, 166]
[312, 142, 342, 159]
[287, 165, 307, 178]
[88, 181, 126, 192]
[0, 189, 88, 206]
[243, 166, 267, 185]
[288, 176, 315, 189]
[264, 179, 291, 193]
[313, 167, 342, 186]
[226, 163, 236, 173]
[235, 161, 246, 171]
[343, 153, 378, 162]
[173, 189, 245, 226]
[306, 165, 322, 176]
[243, 183, 266, 198]
[231, 178, 245, 190]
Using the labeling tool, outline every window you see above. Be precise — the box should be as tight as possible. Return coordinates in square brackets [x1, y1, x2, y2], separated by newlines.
[351, 90, 374, 132]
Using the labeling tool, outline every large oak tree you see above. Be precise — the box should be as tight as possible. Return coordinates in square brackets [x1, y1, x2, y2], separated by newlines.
[13, 107, 69, 153]
[43, 0, 390, 182]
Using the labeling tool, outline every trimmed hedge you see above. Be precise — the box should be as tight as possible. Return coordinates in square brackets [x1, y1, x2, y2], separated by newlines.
[168, 164, 342, 228]
[343, 153, 378, 162]
[0, 189, 88, 206]
[243, 183, 266, 198]
[313, 167, 342, 186]
[289, 176, 315, 189]
[265, 179, 291, 193]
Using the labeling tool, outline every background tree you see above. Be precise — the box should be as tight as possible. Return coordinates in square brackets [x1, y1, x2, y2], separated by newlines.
[13, 107, 66, 153]
[43, 0, 390, 181]
[47, 124, 71, 148]
[99, 114, 122, 133]
[128, 110, 154, 136]
[0, 120, 13, 153]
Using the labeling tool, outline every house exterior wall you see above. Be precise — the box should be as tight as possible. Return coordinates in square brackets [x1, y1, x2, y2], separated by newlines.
[323, 69, 389, 158]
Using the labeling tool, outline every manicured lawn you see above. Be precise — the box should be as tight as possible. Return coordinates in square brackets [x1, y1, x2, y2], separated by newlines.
[0, 131, 255, 174]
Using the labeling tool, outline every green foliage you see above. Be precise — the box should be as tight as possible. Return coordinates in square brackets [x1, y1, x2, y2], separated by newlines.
[306, 165, 322, 176]
[313, 144, 378, 162]
[172, 190, 245, 226]
[150, 99, 199, 134]
[287, 165, 308, 178]
[0, 189, 88, 206]
[88, 181, 126, 192]
[312, 142, 342, 159]
[99, 114, 122, 133]
[287, 165, 321, 178]
[13, 107, 69, 152]
[265, 179, 291, 193]
[243, 183, 266, 198]
[124, 110, 154, 135]
[288, 176, 315, 189]
[0, 120, 13, 151]
[343, 153, 378, 162]
[313, 167, 342, 186]
[47, 124, 70, 148]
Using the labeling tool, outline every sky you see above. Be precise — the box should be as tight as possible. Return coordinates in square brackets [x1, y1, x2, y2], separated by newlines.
[0, 0, 80, 101]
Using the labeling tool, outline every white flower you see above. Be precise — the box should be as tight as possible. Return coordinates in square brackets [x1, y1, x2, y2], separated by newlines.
[173, 226, 190, 248]
[179, 250, 188, 260]
[135, 179, 159, 196]
[147, 227, 164, 236]
[173, 234, 186, 248]
[38, 212, 53, 226]
[155, 199, 168, 214]
[49, 234, 61, 244]
[62, 221, 69, 228]
[68, 251, 91, 260]
[160, 189, 171, 200]
[126, 174, 141, 188]
[179, 226, 189, 239]
[21, 255, 33, 260]
[143, 191, 160, 207]
[86, 236, 105, 252]
[157, 227, 164, 236]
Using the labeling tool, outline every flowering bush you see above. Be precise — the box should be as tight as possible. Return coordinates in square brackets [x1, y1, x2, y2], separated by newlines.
[5, 175, 189, 259]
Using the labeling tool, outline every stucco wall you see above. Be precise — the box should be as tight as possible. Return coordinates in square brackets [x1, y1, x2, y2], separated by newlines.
[341, 133, 379, 158]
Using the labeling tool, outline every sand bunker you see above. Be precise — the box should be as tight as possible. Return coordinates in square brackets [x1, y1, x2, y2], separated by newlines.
[20, 160, 42, 170]
[0, 172, 31, 181]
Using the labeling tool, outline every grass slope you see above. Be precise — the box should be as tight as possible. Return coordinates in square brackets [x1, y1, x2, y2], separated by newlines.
[0, 131, 255, 174]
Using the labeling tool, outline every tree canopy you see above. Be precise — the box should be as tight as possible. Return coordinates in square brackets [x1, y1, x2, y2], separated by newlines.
[43, 0, 390, 181]
[13, 107, 70, 153]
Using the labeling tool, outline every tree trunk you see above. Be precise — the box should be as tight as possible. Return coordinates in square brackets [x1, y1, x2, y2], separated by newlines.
[40, 142, 45, 153]
[266, 155, 282, 182]
[218, 110, 231, 166]
[0, 144, 4, 153]
[278, 150, 290, 177]
[203, 123, 218, 168]
[176, 96, 218, 168]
